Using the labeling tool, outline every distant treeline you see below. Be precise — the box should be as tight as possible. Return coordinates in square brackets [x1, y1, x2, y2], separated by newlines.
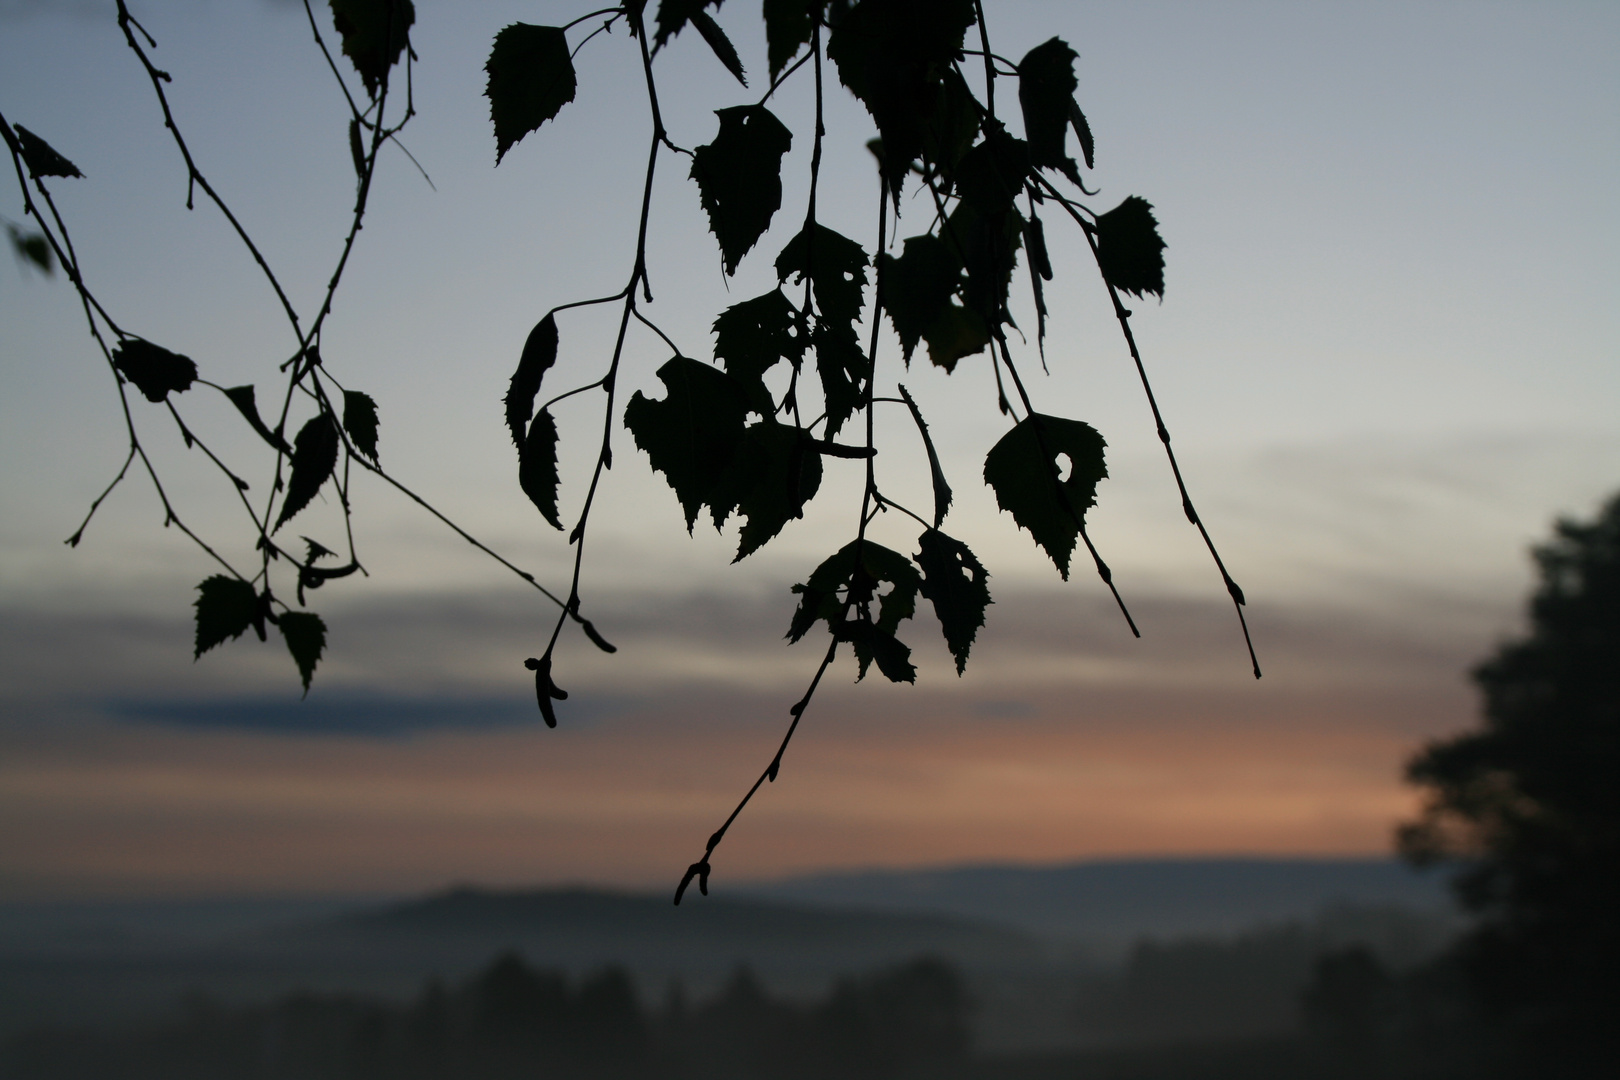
[4, 954, 971, 1080]
[6, 923, 1610, 1079]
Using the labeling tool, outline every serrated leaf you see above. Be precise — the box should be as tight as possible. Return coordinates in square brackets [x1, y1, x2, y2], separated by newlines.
[983, 414, 1108, 579]
[787, 539, 922, 641]
[486, 24, 577, 165]
[274, 413, 340, 532]
[946, 198, 1024, 326]
[328, 0, 415, 99]
[826, 0, 977, 176]
[840, 619, 917, 683]
[223, 385, 292, 453]
[112, 339, 197, 403]
[916, 529, 990, 674]
[788, 539, 921, 682]
[12, 124, 83, 179]
[919, 69, 983, 191]
[6, 224, 54, 275]
[775, 224, 869, 332]
[898, 384, 951, 527]
[1069, 97, 1096, 172]
[193, 575, 258, 658]
[691, 106, 791, 275]
[762, 0, 816, 81]
[505, 313, 558, 447]
[954, 130, 1031, 219]
[1017, 37, 1087, 182]
[813, 324, 866, 440]
[624, 356, 748, 531]
[923, 303, 990, 372]
[279, 611, 327, 695]
[712, 289, 802, 412]
[653, 0, 722, 50]
[342, 390, 379, 462]
[882, 233, 961, 363]
[689, 10, 746, 86]
[518, 408, 562, 530]
[1095, 196, 1166, 300]
[303, 536, 336, 563]
[725, 421, 823, 560]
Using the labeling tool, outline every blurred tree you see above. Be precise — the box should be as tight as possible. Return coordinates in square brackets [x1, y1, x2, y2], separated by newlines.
[1399, 493, 1619, 1057]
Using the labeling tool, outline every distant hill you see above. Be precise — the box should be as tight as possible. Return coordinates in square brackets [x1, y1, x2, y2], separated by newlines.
[0, 886, 1043, 1038]
[276, 885, 1048, 983]
[0, 860, 1458, 1046]
[736, 857, 1452, 948]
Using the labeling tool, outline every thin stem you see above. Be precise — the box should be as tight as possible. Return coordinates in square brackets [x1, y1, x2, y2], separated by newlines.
[973, 0, 998, 120]
[1035, 174, 1259, 676]
[874, 491, 933, 532]
[115, 1, 305, 341]
[542, 1, 668, 661]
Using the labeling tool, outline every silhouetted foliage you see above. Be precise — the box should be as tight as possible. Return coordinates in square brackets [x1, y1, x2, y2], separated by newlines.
[3, 0, 1260, 891]
[1396, 493, 1620, 1071]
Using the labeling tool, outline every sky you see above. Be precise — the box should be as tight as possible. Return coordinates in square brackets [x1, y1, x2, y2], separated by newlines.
[0, 0, 1616, 901]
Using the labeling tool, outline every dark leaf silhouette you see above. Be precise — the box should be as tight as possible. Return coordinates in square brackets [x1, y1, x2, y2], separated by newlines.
[923, 303, 990, 372]
[279, 610, 326, 694]
[6, 223, 54, 274]
[762, 0, 816, 81]
[916, 528, 990, 674]
[689, 10, 747, 86]
[274, 413, 340, 532]
[842, 618, 916, 683]
[653, 0, 723, 50]
[882, 233, 961, 363]
[112, 339, 197, 403]
[691, 106, 791, 275]
[898, 384, 951, 526]
[712, 289, 802, 412]
[775, 223, 869, 332]
[518, 408, 563, 530]
[826, 0, 976, 176]
[328, 0, 415, 100]
[788, 539, 921, 641]
[1095, 195, 1165, 299]
[1017, 37, 1089, 181]
[342, 389, 379, 462]
[193, 575, 258, 658]
[954, 130, 1031, 219]
[486, 24, 576, 165]
[726, 421, 822, 560]
[303, 536, 336, 563]
[505, 313, 558, 448]
[788, 538, 921, 682]
[624, 356, 748, 531]
[12, 124, 83, 178]
[223, 385, 292, 454]
[983, 413, 1107, 579]
[946, 198, 1024, 328]
[813, 324, 866, 439]
[919, 69, 984, 191]
[1069, 97, 1096, 173]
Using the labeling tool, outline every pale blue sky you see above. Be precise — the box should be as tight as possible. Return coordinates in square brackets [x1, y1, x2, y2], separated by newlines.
[0, 1, 1615, 896]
